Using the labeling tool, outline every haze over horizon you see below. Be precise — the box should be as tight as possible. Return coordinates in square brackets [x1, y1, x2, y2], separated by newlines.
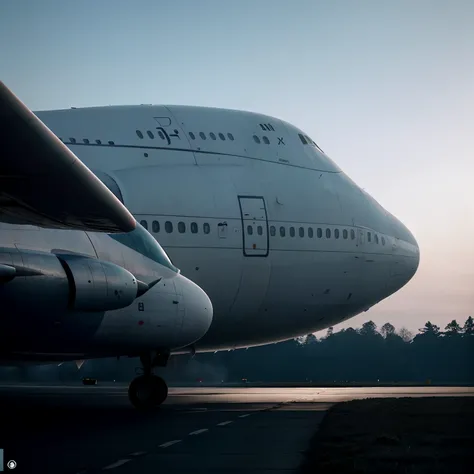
[1, 0, 472, 334]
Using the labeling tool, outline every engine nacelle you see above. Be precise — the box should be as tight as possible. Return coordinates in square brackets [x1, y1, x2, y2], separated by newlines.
[57, 253, 139, 312]
[0, 248, 141, 314]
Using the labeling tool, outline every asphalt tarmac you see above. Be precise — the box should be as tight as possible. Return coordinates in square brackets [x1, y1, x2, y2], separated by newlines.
[0, 385, 472, 474]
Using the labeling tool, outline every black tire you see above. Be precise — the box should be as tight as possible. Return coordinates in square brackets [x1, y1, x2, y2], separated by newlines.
[128, 375, 168, 410]
[152, 375, 168, 406]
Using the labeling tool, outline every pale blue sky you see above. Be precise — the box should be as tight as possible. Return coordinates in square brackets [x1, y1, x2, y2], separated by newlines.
[1, 0, 473, 333]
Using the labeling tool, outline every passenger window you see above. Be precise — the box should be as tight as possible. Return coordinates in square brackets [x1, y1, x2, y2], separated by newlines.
[189, 132, 196, 140]
[158, 131, 165, 140]
[298, 134, 307, 145]
[96, 139, 102, 145]
[280, 226, 286, 237]
[299, 227, 304, 238]
[382, 236, 386, 246]
[335, 229, 340, 239]
[290, 227, 295, 237]
[375, 234, 379, 244]
[253, 135, 261, 144]
[147, 131, 154, 139]
[70, 137, 76, 143]
[326, 228, 331, 238]
[83, 138, 89, 144]
[203, 223, 210, 234]
[247, 225, 253, 235]
[368, 232, 372, 242]
[140, 220, 148, 230]
[152, 220, 160, 233]
[351, 229, 356, 240]
[270, 226, 276, 236]
[308, 227, 314, 238]
[343, 229, 348, 239]
[165, 221, 173, 233]
[263, 136, 270, 144]
[178, 222, 186, 233]
[210, 132, 216, 140]
[191, 222, 198, 233]
[227, 133, 234, 141]
[257, 225, 263, 235]
[317, 228, 322, 238]
[219, 133, 225, 140]
[136, 130, 144, 139]
[200, 132, 206, 140]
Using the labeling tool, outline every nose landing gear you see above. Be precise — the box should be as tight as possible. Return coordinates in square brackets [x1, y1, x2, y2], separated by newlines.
[128, 351, 169, 410]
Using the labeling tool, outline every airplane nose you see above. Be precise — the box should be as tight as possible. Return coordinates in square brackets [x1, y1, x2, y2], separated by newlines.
[388, 214, 420, 287]
[406, 227, 420, 281]
[176, 274, 213, 347]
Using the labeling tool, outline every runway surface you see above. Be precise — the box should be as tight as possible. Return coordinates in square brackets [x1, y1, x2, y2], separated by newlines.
[0, 385, 472, 474]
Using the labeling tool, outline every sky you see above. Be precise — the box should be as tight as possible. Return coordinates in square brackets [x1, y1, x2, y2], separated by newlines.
[1, 0, 473, 335]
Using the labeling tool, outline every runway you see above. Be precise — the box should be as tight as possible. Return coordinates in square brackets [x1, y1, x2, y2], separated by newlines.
[0, 385, 472, 474]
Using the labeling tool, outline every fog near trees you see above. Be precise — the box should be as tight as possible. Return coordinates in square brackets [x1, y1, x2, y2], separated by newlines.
[1, 317, 473, 385]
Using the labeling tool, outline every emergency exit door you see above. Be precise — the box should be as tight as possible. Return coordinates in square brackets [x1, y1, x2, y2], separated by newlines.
[238, 196, 269, 257]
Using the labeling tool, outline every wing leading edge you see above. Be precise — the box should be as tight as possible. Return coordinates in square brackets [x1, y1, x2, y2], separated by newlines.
[0, 81, 135, 233]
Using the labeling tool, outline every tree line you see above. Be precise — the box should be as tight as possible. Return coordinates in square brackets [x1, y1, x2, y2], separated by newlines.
[164, 316, 473, 385]
[1, 317, 473, 384]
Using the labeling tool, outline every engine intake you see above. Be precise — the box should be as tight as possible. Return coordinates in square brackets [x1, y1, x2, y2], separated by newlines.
[57, 254, 139, 312]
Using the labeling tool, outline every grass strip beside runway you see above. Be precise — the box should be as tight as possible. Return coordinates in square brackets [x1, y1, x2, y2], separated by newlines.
[300, 396, 474, 474]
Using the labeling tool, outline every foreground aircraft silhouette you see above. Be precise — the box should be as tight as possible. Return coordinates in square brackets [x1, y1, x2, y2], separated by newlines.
[0, 82, 212, 409]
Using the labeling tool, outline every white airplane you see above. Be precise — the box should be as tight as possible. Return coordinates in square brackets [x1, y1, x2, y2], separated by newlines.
[0, 82, 213, 409]
[1, 82, 420, 408]
[36, 96, 420, 345]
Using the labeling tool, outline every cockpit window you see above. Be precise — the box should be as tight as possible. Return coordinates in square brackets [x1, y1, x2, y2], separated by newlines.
[108, 222, 178, 272]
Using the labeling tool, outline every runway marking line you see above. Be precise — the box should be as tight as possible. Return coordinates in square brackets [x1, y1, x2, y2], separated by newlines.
[189, 428, 209, 435]
[217, 420, 233, 426]
[159, 440, 181, 448]
[129, 451, 147, 456]
[102, 459, 131, 470]
[239, 414, 250, 418]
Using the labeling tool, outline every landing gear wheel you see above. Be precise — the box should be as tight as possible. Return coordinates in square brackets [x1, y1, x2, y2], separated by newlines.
[128, 374, 168, 410]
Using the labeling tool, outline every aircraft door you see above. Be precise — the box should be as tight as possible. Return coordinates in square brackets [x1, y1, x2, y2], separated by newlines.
[230, 195, 271, 321]
[238, 196, 269, 257]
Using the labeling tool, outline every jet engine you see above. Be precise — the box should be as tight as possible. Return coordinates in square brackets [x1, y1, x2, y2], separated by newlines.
[0, 248, 148, 314]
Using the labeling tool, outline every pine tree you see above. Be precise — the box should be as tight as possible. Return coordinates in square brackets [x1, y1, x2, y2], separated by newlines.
[463, 316, 474, 336]
[444, 319, 462, 336]
[419, 321, 440, 335]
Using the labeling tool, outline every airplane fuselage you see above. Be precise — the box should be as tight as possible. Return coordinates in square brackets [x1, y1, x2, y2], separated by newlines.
[36, 105, 420, 352]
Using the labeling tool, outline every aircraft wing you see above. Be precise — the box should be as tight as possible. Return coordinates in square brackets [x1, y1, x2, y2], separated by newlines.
[0, 81, 135, 233]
